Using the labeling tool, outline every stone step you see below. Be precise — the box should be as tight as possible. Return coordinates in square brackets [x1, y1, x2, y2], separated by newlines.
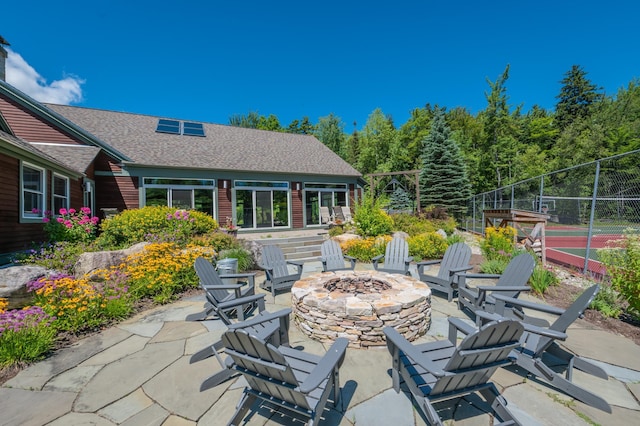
[246, 233, 326, 261]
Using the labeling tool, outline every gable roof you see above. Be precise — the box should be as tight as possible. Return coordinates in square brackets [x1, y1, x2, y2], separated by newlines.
[0, 130, 83, 178]
[45, 104, 362, 177]
[31, 143, 101, 174]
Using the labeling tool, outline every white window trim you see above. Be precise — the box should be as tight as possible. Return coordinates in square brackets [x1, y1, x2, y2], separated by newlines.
[52, 173, 70, 215]
[20, 161, 46, 221]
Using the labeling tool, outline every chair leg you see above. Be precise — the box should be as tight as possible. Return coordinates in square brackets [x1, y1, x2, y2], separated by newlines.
[228, 392, 257, 426]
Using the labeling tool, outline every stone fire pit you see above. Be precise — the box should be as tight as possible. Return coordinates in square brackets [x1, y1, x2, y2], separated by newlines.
[291, 271, 431, 348]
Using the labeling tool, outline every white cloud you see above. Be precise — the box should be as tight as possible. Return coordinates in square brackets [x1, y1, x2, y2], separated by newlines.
[5, 48, 84, 105]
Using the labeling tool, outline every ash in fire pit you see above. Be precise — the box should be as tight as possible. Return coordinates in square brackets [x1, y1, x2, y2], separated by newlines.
[292, 270, 432, 349]
[323, 275, 391, 294]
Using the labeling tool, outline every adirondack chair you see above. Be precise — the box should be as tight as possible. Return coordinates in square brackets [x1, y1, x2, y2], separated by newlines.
[320, 239, 356, 272]
[383, 317, 524, 426]
[191, 308, 292, 391]
[259, 245, 304, 299]
[478, 284, 612, 413]
[185, 257, 265, 323]
[416, 242, 473, 301]
[457, 252, 536, 323]
[222, 329, 349, 425]
[372, 236, 413, 275]
[319, 206, 334, 225]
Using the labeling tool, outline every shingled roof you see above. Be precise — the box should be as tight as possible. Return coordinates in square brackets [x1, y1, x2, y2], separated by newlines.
[45, 104, 361, 177]
[32, 143, 101, 174]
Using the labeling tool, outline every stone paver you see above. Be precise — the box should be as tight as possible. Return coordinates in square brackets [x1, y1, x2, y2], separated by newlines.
[2, 259, 639, 426]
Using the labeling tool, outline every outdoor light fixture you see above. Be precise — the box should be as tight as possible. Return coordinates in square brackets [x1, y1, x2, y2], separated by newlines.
[222, 180, 228, 189]
[294, 182, 301, 191]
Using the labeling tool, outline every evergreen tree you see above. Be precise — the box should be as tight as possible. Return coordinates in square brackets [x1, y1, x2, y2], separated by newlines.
[419, 108, 472, 216]
[315, 113, 346, 155]
[388, 186, 413, 211]
[555, 65, 603, 130]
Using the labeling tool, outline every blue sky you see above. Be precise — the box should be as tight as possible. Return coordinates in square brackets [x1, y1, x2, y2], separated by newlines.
[3, 0, 639, 131]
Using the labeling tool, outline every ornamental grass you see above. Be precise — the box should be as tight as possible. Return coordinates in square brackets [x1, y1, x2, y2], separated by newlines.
[0, 301, 56, 366]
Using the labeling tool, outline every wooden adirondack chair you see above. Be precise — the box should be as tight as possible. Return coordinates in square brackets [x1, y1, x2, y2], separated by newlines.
[185, 257, 265, 323]
[259, 245, 304, 299]
[321, 239, 356, 272]
[458, 252, 536, 323]
[372, 236, 413, 275]
[383, 318, 525, 426]
[222, 329, 349, 426]
[191, 308, 292, 391]
[319, 206, 334, 225]
[416, 242, 473, 301]
[479, 284, 612, 413]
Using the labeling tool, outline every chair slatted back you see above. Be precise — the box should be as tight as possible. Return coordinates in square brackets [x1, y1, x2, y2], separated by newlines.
[321, 239, 346, 272]
[343, 207, 353, 222]
[194, 257, 230, 302]
[495, 252, 536, 297]
[262, 245, 291, 279]
[222, 329, 311, 410]
[319, 206, 332, 224]
[530, 284, 600, 354]
[385, 237, 409, 271]
[433, 320, 524, 395]
[437, 243, 472, 281]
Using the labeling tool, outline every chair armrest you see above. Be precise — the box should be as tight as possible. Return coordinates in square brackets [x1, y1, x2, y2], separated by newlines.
[227, 308, 292, 330]
[205, 283, 246, 291]
[344, 255, 356, 261]
[404, 256, 414, 264]
[218, 273, 256, 288]
[450, 265, 474, 274]
[477, 285, 531, 293]
[521, 323, 568, 341]
[448, 317, 476, 342]
[372, 254, 384, 262]
[217, 293, 266, 310]
[383, 327, 446, 377]
[416, 259, 441, 266]
[299, 338, 349, 393]
[287, 260, 304, 273]
[492, 294, 566, 316]
[462, 272, 502, 280]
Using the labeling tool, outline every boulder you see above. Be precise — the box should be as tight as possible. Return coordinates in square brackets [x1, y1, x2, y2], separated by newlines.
[0, 265, 51, 309]
[436, 229, 447, 239]
[74, 242, 149, 278]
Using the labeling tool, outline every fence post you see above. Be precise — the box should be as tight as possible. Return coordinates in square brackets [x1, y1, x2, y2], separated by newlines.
[510, 185, 514, 209]
[584, 161, 600, 275]
[538, 176, 545, 213]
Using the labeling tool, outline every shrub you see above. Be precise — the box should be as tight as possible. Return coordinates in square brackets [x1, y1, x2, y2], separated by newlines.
[528, 264, 558, 295]
[340, 236, 391, 262]
[407, 232, 448, 260]
[97, 206, 218, 248]
[191, 231, 240, 252]
[218, 247, 254, 271]
[480, 226, 517, 261]
[598, 231, 640, 316]
[431, 217, 458, 235]
[28, 273, 132, 333]
[121, 243, 216, 303]
[479, 258, 509, 274]
[353, 196, 393, 237]
[589, 284, 623, 318]
[42, 207, 100, 243]
[391, 213, 436, 236]
[0, 305, 56, 367]
[16, 241, 92, 274]
[446, 233, 466, 245]
[328, 225, 344, 237]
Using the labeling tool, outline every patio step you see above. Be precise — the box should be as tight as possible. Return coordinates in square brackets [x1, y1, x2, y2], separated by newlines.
[250, 234, 327, 261]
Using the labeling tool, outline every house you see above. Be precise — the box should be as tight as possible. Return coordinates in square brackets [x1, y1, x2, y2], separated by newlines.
[0, 63, 363, 262]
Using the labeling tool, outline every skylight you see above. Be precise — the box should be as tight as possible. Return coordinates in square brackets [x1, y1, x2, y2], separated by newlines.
[155, 119, 205, 137]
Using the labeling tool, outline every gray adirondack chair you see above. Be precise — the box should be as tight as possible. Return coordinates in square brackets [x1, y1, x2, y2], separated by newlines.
[372, 236, 413, 275]
[479, 284, 611, 413]
[259, 245, 304, 299]
[383, 317, 524, 426]
[222, 329, 349, 426]
[416, 242, 472, 301]
[191, 308, 292, 391]
[457, 252, 535, 323]
[321, 239, 356, 272]
[185, 257, 265, 323]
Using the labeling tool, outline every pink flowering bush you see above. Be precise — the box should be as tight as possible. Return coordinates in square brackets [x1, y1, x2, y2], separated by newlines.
[43, 207, 100, 243]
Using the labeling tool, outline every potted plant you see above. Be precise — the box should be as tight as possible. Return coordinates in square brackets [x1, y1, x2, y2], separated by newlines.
[221, 216, 239, 237]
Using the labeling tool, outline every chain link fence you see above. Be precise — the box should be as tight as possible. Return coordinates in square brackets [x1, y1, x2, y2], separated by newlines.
[462, 149, 640, 276]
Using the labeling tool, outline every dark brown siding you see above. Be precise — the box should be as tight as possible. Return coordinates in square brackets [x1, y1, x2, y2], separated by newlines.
[217, 180, 232, 226]
[0, 96, 81, 144]
[95, 175, 139, 216]
[292, 182, 303, 229]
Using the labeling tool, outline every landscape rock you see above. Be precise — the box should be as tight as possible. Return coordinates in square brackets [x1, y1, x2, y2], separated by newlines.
[0, 265, 50, 305]
[74, 242, 148, 278]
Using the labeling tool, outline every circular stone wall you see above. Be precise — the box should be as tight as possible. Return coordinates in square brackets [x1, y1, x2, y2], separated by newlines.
[291, 271, 431, 348]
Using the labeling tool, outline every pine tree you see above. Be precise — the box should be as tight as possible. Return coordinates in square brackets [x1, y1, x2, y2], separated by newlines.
[555, 65, 603, 130]
[388, 186, 413, 211]
[419, 108, 472, 216]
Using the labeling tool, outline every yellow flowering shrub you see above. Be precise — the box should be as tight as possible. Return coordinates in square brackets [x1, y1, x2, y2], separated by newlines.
[481, 226, 517, 261]
[408, 232, 448, 260]
[340, 235, 392, 262]
[0, 298, 7, 314]
[122, 242, 216, 303]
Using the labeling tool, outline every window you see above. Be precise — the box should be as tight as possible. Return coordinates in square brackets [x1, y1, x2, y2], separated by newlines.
[156, 119, 205, 137]
[143, 177, 215, 215]
[235, 181, 290, 229]
[52, 174, 69, 214]
[304, 182, 349, 226]
[21, 163, 45, 219]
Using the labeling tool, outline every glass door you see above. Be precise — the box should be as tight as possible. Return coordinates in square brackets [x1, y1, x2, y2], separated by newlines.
[256, 191, 272, 228]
